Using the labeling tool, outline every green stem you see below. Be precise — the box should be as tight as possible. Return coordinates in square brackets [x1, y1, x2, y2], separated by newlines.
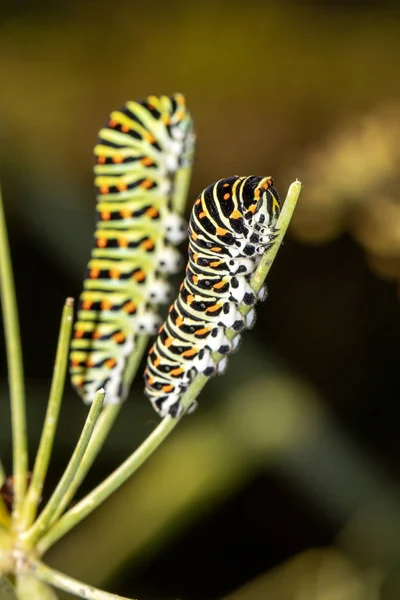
[22, 390, 105, 547]
[0, 576, 19, 600]
[23, 560, 135, 600]
[20, 298, 74, 530]
[0, 462, 5, 488]
[36, 179, 301, 556]
[172, 165, 192, 215]
[36, 383, 199, 555]
[0, 184, 28, 527]
[48, 334, 150, 528]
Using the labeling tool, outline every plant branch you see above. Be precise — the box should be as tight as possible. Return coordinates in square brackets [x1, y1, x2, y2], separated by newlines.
[0, 184, 28, 526]
[23, 389, 105, 547]
[23, 560, 136, 600]
[20, 298, 74, 530]
[35, 179, 301, 555]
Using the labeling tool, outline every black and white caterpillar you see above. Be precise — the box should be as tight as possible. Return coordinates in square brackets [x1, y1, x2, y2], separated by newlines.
[144, 175, 281, 417]
[70, 93, 195, 404]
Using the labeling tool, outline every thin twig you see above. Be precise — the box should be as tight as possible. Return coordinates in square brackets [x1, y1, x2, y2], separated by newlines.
[36, 179, 301, 555]
[20, 298, 74, 530]
[25, 559, 136, 600]
[0, 184, 28, 526]
[22, 389, 105, 547]
[0, 462, 5, 488]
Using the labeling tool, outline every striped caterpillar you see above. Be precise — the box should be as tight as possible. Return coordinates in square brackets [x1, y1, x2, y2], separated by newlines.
[70, 94, 195, 404]
[144, 175, 281, 417]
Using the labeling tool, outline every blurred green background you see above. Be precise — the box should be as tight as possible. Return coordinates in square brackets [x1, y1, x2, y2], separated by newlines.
[1, 1, 400, 598]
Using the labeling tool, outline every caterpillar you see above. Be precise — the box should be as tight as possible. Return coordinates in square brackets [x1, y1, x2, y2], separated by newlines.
[70, 93, 195, 404]
[144, 175, 281, 417]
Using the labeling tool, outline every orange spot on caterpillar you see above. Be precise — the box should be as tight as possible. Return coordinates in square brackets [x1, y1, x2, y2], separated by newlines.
[162, 384, 174, 393]
[141, 238, 155, 251]
[105, 358, 117, 369]
[195, 199, 201, 205]
[74, 329, 84, 339]
[223, 193, 231, 200]
[118, 237, 129, 248]
[223, 183, 230, 188]
[176, 316, 184, 326]
[113, 332, 126, 343]
[165, 337, 173, 348]
[144, 133, 156, 144]
[211, 246, 222, 252]
[101, 299, 112, 310]
[153, 357, 161, 367]
[121, 124, 130, 133]
[216, 227, 228, 236]
[112, 154, 124, 164]
[187, 295, 194, 305]
[124, 301, 137, 314]
[116, 181, 128, 191]
[71, 358, 81, 367]
[101, 210, 111, 221]
[170, 367, 184, 377]
[210, 261, 221, 268]
[191, 231, 198, 241]
[192, 253, 199, 263]
[90, 268, 100, 279]
[247, 204, 257, 214]
[181, 348, 197, 358]
[206, 304, 221, 313]
[254, 188, 261, 200]
[97, 238, 107, 248]
[141, 157, 153, 166]
[192, 275, 199, 284]
[100, 185, 109, 194]
[120, 208, 132, 218]
[199, 211, 206, 219]
[82, 300, 93, 310]
[195, 327, 211, 336]
[86, 359, 95, 368]
[141, 179, 153, 189]
[158, 324, 165, 334]
[213, 280, 226, 289]
[161, 115, 170, 126]
[146, 207, 159, 218]
[98, 156, 106, 164]
[92, 330, 101, 339]
[109, 268, 121, 279]
[133, 270, 146, 282]
[169, 304, 174, 313]
[109, 119, 118, 128]
[230, 209, 242, 219]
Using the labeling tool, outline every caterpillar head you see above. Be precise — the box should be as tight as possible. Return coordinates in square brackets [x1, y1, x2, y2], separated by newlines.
[241, 176, 281, 231]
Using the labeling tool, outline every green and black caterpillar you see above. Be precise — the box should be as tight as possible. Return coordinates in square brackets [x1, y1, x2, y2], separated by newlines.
[70, 94, 195, 404]
[144, 175, 281, 417]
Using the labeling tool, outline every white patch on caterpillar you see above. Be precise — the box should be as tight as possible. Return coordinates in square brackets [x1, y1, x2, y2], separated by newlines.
[157, 245, 183, 274]
[245, 309, 256, 329]
[136, 312, 161, 335]
[147, 278, 172, 304]
[164, 213, 187, 245]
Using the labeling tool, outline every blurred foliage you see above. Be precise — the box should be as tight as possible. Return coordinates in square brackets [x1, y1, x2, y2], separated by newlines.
[0, 0, 400, 599]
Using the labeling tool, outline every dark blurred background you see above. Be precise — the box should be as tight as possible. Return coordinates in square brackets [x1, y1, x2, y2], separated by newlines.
[1, 1, 400, 598]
